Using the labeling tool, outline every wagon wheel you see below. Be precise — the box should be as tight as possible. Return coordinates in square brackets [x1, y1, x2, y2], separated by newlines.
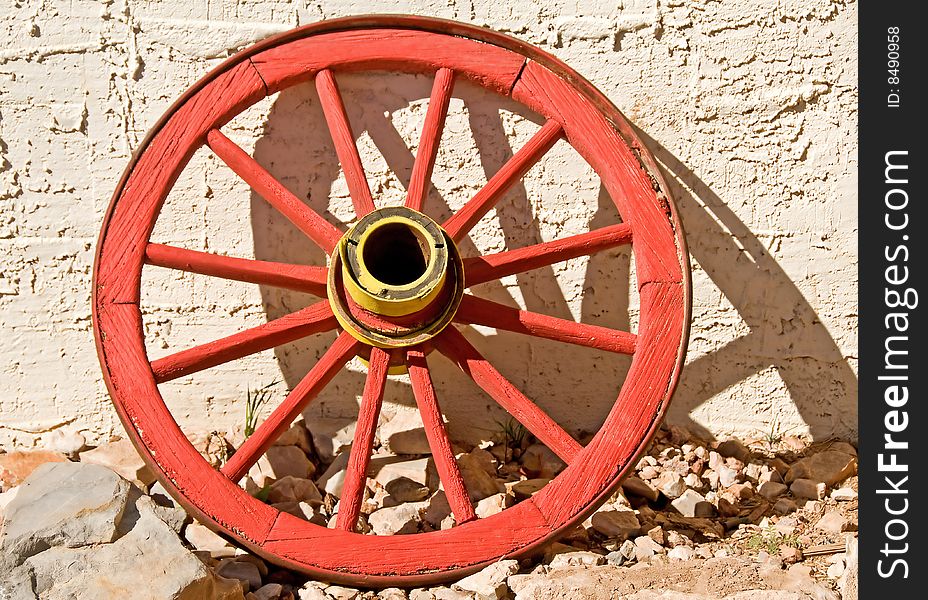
[92, 16, 690, 586]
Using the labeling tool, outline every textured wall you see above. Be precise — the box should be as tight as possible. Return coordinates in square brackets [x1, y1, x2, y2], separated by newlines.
[0, 0, 857, 449]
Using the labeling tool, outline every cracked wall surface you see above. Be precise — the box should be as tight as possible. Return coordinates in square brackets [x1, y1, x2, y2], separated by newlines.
[0, 0, 857, 449]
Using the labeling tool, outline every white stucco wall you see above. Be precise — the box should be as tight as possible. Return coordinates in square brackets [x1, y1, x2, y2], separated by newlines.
[0, 0, 857, 449]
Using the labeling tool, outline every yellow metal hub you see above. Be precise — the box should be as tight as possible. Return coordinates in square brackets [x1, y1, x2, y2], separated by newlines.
[327, 206, 464, 349]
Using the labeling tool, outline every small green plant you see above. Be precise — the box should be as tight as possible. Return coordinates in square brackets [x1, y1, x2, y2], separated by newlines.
[495, 416, 528, 451]
[762, 415, 798, 446]
[746, 526, 800, 554]
[244, 380, 280, 438]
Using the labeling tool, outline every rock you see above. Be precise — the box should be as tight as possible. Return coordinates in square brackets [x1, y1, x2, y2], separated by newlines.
[368, 502, 424, 535]
[779, 545, 803, 564]
[639, 465, 659, 480]
[325, 585, 361, 600]
[773, 498, 798, 515]
[717, 497, 739, 518]
[758, 481, 788, 500]
[457, 452, 504, 501]
[79, 439, 156, 487]
[671, 489, 715, 518]
[381, 410, 431, 455]
[727, 482, 753, 500]
[424, 491, 452, 527]
[411, 587, 471, 600]
[253, 583, 284, 600]
[386, 477, 431, 503]
[839, 537, 858, 600]
[785, 451, 857, 486]
[0, 485, 21, 521]
[9, 467, 242, 599]
[218, 558, 263, 592]
[511, 478, 549, 501]
[521, 444, 565, 478]
[716, 438, 752, 463]
[827, 441, 857, 456]
[184, 522, 236, 557]
[235, 554, 269, 577]
[475, 493, 512, 518]
[683, 473, 704, 490]
[816, 511, 849, 534]
[267, 476, 323, 505]
[790, 478, 827, 500]
[646, 525, 667, 546]
[0, 450, 69, 490]
[43, 429, 87, 457]
[305, 418, 356, 463]
[316, 452, 349, 497]
[379, 588, 408, 600]
[667, 546, 694, 560]
[827, 558, 845, 579]
[634, 535, 664, 561]
[273, 421, 314, 455]
[590, 509, 640, 540]
[0, 462, 131, 570]
[622, 476, 660, 501]
[548, 550, 605, 568]
[657, 473, 687, 499]
[372, 456, 436, 491]
[452, 559, 518, 600]
[717, 465, 739, 489]
[298, 583, 330, 600]
[708, 451, 724, 471]
[831, 487, 857, 502]
[265, 445, 315, 481]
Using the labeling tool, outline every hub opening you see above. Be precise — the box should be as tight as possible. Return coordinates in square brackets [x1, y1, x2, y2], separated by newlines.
[361, 222, 432, 286]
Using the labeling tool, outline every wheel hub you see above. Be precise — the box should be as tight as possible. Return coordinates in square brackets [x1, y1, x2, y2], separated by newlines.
[327, 206, 464, 348]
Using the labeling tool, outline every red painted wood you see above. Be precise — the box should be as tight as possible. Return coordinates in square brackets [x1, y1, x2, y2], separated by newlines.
[434, 327, 582, 464]
[337, 346, 390, 531]
[443, 120, 562, 242]
[407, 349, 476, 524]
[315, 69, 377, 218]
[405, 68, 456, 212]
[222, 331, 361, 483]
[150, 300, 337, 383]
[93, 18, 689, 586]
[263, 499, 551, 580]
[463, 223, 632, 287]
[454, 294, 636, 355]
[206, 128, 343, 252]
[145, 243, 328, 296]
[250, 28, 525, 96]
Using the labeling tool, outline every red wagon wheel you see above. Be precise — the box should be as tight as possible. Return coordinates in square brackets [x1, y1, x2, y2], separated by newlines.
[93, 16, 690, 586]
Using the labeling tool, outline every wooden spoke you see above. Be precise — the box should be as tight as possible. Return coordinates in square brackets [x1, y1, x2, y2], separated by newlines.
[145, 243, 327, 296]
[434, 327, 582, 464]
[455, 295, 636, 355]
[442, 119, 563, 241]
[407, 349, 476, 524]
[337, 346, 390, 531]
[463, 223, 633, 287]
[151, 301, 337, 383]
[315, 69, 376, 217]
[221, 331, 360, 483]
[205, 129, 342, 252]
[405, 68, 456, 211]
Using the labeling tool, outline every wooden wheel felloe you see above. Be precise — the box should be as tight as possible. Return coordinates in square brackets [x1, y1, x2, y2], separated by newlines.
[92, 16, 690, 587]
